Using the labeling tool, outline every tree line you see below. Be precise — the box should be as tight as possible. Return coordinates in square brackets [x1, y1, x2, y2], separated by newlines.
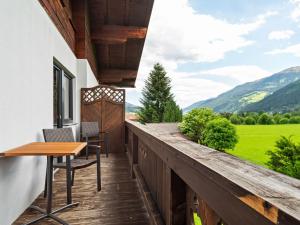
[222, 112, 300, 125]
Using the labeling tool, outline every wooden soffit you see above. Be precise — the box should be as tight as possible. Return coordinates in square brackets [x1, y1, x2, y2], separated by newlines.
[88, 0, 154, 87]
[38, 0, 154, 87]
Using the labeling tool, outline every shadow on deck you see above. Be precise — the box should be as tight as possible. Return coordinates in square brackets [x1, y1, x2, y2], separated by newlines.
[14, 153, 150, 225]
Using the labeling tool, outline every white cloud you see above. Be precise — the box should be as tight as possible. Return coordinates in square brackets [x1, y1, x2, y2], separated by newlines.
[266, 43, 300, 57]
[199, 65, 272, 84]
[172, 75, 231, 107]
[129, 0, 277, 107]
[290, 0, 300, 22]
[137, 0, 277, 79]
[268, 30, 295, 40]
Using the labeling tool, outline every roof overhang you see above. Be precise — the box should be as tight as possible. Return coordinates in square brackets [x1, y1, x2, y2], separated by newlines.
[88, 0, 154, 87]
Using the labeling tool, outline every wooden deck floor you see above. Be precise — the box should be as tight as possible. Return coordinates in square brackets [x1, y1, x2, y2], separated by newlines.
[13, 153, 151, 225]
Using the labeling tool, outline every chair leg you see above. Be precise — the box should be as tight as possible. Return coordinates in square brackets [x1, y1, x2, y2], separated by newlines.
[96, 149, 101, 191]
[105, 145, 109, 158]
[72, 169, 75, 186]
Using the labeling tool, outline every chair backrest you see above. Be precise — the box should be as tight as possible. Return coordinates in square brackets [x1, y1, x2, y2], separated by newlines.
[43, 128, 75, 142]
[81, 122, 100, 138]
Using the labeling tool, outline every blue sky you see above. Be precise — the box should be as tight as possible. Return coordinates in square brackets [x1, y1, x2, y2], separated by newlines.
[127, 0, 300, 108]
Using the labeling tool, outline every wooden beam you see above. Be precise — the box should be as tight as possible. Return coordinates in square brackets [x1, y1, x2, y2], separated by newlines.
[92, 25, 147, 44]
[100, 79, 136, 88]
[99, 69, 137, 81]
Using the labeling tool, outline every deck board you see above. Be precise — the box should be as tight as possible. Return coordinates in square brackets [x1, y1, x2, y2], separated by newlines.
[13, 153, 150, 225]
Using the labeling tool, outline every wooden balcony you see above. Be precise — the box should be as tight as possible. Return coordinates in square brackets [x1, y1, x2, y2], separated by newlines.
[13, 153, 151, 225]
[13, 121, 300, 225]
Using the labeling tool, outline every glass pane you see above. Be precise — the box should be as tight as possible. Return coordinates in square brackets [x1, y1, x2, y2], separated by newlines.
[62, 74, 70, 120]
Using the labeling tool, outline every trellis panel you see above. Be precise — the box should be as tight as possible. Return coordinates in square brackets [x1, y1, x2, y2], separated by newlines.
[81, 85, 125, 153]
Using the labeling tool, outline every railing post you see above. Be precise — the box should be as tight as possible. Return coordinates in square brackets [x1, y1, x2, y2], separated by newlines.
[131, 133, 138, 178]
[166, 169, 186, 225]
[125, 125, 129, 146]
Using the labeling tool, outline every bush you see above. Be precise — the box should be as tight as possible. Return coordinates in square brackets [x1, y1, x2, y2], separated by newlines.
[279, 118, 289, 124]
[289, 116, 300, 124]
[229, 114, 242, 125]
[203, 118, 238, 152]
[258, 113, 274, 125]
[267, 136, 300, 179]
[244, 116, 256, 125]
[179, 108, 218, 142]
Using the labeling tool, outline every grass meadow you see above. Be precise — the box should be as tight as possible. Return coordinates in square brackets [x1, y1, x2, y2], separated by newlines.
[227, 124, 300, 167]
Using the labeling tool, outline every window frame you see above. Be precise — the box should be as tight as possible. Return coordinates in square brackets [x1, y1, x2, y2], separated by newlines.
[53, 63, 74, 127]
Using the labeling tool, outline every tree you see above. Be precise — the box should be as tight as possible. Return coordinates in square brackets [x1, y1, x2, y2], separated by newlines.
[179, 108, 218, 142]
[289, 116, 300, 124]
[138, 63, 175, 123]
[279, 118, 289, 124]
[203, 118, 238, 152]
[229, 114, 242, 125]
[258, 113, 274, 125]
[267, 136, 300, 179]
[163, 100, 183, 122]
[244, 116, 256, 125]
[273, 114, 283, 124]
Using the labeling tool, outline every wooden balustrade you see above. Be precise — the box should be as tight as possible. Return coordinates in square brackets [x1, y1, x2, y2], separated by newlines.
[125, 120, 300, 225]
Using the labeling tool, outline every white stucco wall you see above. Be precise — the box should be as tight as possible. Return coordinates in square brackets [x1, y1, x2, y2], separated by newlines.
[0, 1, 98, 224]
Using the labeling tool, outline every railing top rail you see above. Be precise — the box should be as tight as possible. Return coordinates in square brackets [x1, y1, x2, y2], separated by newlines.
[125, 120, 300, 224]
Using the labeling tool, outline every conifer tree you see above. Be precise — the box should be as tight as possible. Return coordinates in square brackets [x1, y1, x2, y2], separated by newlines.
[138, 63, 182, 123]
[163, 100, 182, 122]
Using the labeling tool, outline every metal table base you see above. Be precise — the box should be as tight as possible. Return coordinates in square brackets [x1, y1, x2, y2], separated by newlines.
[23, 156, 79, 225]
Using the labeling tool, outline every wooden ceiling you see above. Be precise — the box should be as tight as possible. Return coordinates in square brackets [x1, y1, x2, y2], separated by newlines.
[88, 0, 154, 87]
[38, 0, 154, 87]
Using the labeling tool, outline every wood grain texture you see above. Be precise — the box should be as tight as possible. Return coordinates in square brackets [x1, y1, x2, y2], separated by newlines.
[13, 153, 151, 225]
[81, 85, 125, 153]
[38, 0, 75, 51]
[38, 0, 154, 87]
[0, 142, 87, 157]
[88, 0, 155, 87]
[126, 121, 300, 225]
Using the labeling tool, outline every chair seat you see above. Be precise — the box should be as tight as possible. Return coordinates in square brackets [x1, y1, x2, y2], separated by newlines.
[54, 158, 97, 170]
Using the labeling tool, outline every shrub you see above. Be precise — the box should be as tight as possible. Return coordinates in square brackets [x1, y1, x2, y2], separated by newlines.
[229, 114, 242, 125]
[289, 116, 300, 124]
[179, 108, 218, 142]
[244, 116, 256, 125]
[203, 118, 238, 152]
[258, 113, 274, 125]
[267, 136, 300, 179]
[279, 118, 289, 124]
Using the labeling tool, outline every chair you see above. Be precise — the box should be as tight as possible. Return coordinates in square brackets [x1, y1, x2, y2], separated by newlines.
[81, 122, 109, 158]
[43, 127, 101, 199]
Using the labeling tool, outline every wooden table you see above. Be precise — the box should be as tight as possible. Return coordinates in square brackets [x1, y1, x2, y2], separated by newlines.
[0, 142, 87, 225]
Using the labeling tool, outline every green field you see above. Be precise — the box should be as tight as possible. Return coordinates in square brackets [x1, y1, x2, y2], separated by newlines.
[227, 124, 300, 167]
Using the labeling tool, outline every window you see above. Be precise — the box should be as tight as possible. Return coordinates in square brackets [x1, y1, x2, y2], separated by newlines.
[53, 64, 74, 127]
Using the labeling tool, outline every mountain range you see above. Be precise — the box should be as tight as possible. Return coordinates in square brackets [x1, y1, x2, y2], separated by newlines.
[126, 102, 139, 113]
[184, 66, 300, 113]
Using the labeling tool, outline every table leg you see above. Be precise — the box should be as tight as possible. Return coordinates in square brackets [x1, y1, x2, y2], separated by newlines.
[23, 155, 78, 225]
[66, 155, 72, 204]
[46, 156, 53, 214]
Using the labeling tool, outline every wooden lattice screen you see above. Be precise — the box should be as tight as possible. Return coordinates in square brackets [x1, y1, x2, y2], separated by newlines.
[81, 85, 125, 153]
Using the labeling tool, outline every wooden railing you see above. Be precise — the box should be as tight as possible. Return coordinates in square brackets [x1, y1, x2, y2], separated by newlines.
[125, 120, 300, 225]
